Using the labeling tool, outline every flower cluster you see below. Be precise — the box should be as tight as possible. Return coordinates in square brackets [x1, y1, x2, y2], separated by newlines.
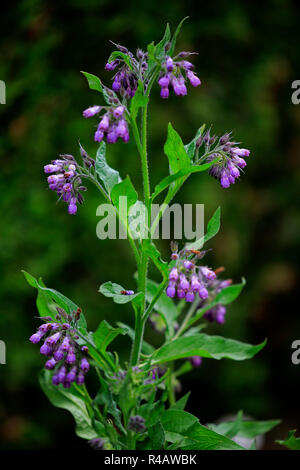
[44, 155, 86, 215]
[166, 246, 232, 324]
[128, 415, 146, 433]
[197, 130, 251, 188]
[83, 104, 129, 144]
[158, 53, 201, 99]
[105, 44, 147, 99]
[29, 307, 90, 388]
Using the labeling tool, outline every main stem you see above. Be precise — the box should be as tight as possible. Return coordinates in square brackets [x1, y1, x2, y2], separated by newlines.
[130, 103, 150, 366]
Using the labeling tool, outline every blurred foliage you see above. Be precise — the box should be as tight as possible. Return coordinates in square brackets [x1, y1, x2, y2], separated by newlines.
[0, 0, 299, 449]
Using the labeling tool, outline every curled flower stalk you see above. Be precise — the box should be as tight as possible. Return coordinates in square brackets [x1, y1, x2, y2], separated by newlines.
[24, 21, 279, 451]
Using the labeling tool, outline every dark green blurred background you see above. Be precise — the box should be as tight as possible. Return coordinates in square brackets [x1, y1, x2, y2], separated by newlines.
[0, 0, 299, 450]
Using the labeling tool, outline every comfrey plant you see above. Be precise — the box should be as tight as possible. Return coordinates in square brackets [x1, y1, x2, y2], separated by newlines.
[24, 20, 281, 450]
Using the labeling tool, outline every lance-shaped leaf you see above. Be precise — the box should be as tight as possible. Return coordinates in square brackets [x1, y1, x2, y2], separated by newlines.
[22, 271, 87, 330]
[99, 281, 141, 304]
[93, 320, 128, 352]
[210, 414, 281, 440]
[95, 142, 121, 194]
[146, 279, 178, 337]
[185, 206, 221, 251]
[276, 430, 300, 450]
[107, 50, 133, 70]
[159, 409, 244, 450]
[130, 81, 148, 120]
[184, 124, 206, 159]
[168, 17, 189, 56]
[154, 23, 171, 60]
[151, 159, 218, 201]
[81, 71, 103, 93]
[40, 371, 97, 440]
[144, 239, 169, 279]
[152, 333, 267, 365]
[111, 176, 138, 235]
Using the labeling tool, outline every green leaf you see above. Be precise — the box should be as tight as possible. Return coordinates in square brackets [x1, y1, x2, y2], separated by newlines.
[81, 71, 103, 93]
[276, 430, 300, 450]
[146, 279, 178, 337]
[144, 240, 169, 279]
[99, 281, 141, 304]
[40, 371, 97, 439]
[148, 420, 165, 450]
[111, 176, 138, 235]
[214, 279, 246, 305]
[164, 123, 191, 176]
[152, 334, 267, 365]
[130, 81, 149, 120]
[170, 392, 191, 411]
[155, 24, 171, 60]
[95, 374, 125, 434]
[95, 142, 121, 194]
[185, 206, 221, 251]
[184, 124, 206, 159]
[160, 410, 244, 450]
[107, 50, 133, 70]
[168, 17, 189, 56]
[93, 320, 128, 352]
[151, 159, 218, 201]
[211, 416, 281, 440]
[22, 271, 83, 321]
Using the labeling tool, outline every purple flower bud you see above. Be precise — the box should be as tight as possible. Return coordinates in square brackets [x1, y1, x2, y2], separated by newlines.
[201, 267, 216, 280]
[113, 106, 125, 118]
[99, 114, 110, 131]
[160, 87, 169, 99]
[46, 332, 61, 345]
[169, 267, 179, 281]
[66, 367, 77, 383]
[128, 415, 146, 433]
[232, 156, 247, 168]
[166, 284, 176, 298]
[172, 76, 187, 96]
[199, 286, 209, 299]
[220, 169, 230, 188]
[187, 70, 201, 87]
[76, 372, 85, 385]
[61, 323, 70, 330]
[44, 164, 59, 174]
[158, 75, 170, 88]
[53, 348, 65, 361]
[171, 253, 179, 260]
[228, 162, 240, 178]
[68, 202, 77, 215]
[179, 274, 189, 291]
[83, 105, 101, 118]
[112, 77, 121, 92]
[183, 260, 194, 270]
[94, 129, 104, 142]
[185, 291, 195, 302]
[45, 358, 57, 370]
[189, 356, 202, 367]
[47, 175, 58, 185]
[80, 357, 90, 373]
[60, 336, 70, 352]
[191, 274, 201, 292]
[116, 119, 128, 138]
[165, 57, 174, 72]
[39, 323, 53, 333]
[40, 342, 52, 356]
[89, 438, 105, 450]
[232, 148, 250, 157]
[52, 374, 60, 385]
[106, 128, 118, 144]
[105, 60, 119, 71]
[63, 183, 72, 193]
[66, 349, 76, 365]
[180, 60, 194, 70]
[57, 366, 66, 383]
[29, 331, 45, 344]
[81, 346, 89, 353]
[216, 305, 226, 324]
[177, 288, 186, 299]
